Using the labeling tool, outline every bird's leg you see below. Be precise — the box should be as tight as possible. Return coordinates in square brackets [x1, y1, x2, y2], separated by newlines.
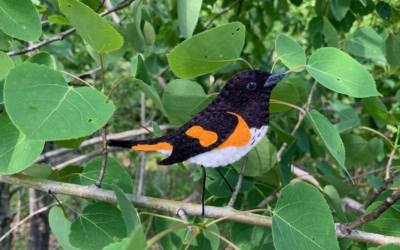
[201, 165, 206, 216]
[216, 167, 233, 192]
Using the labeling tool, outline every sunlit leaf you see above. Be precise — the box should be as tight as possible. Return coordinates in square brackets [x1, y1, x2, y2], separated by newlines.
[177, 0, 202, 39]
[49, 207, 79, 250]
[307, 47, 381, 97]
[275, 34, 306, 72]
[348, 27, 386, 58]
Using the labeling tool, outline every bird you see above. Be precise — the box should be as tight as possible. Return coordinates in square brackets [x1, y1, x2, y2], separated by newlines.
[109, 70, 287, 215]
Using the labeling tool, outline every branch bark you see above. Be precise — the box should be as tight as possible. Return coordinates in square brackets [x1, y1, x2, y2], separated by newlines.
[364, 169, 400, 209]
[1, 174, 399, 246]
[228, 154, 248, 207]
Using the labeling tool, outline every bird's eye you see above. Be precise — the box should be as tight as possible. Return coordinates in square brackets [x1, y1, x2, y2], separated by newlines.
[247, 82, 257, 90]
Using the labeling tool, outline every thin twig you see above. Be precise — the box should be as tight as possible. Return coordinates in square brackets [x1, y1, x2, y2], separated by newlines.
[276, 80, 317, 159]
[60, 71, 95, 89]
[228, 154, 248, 207]
[343, 167, 385, 182]
[386, 148, 396, 181]
[0, 203, 59, 243]
[341, 190, 400, 231]
[364, 169, 400, 209]
[6, 0, 136, 57]
[112, 115, 155, 135]
[177, 208, 196, 235]
[99, 53, 105, 93]
[95, 0, 107, 12]
[94, 125, 108, 188]
[137, 93, 146, 196]
[108, 76, 135, 98]
[76, 66, 101, 78]
[201, 0, 243, 31]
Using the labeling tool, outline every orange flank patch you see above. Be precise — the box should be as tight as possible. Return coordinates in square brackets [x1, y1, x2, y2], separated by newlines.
[132, 142, 173, 151]
[186, 126, 218, 147]
[214, 112, 251, 149]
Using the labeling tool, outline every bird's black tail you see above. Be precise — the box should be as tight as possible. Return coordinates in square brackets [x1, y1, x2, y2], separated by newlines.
[108, 137, 168, 150]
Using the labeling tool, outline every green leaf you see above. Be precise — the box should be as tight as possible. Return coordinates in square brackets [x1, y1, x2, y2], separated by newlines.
[350, 0, 375, 16]
[341, 11, 355, 33]
[272, 182, 339, 250]
[347, 27, 386, 58]
[232, 137, 277, 177]
[231, 220, 274, 250]
[0, 79, 4, 104]
[136, 55, 152, 86]
[369, 244, 400, 250]
[320, 175, 352, 198]
[26, 53, 56, 69]
[376, 2, 391, 21]
[48, 15, 71, 25]
[364, 202, 400, 238]
[0, 112, 45, 174]
[163, 79, 211, 126]
[308, 17, 323, 40]
[49, 207, 79, 250]
[4, 63, 115, 141]
[152, 121, 164, 137]
[270, 80, 299, 112]
[136, 79, 166, 116]
[306, 110, 348, 176]
[329, 100, 360, 133]
[69, 156, 133, 194]
[275, 34, 306, 72]
[155, 214, 220, 250]
[278, 141, 297, 186]
[0, 0, 41, 41]
[386, 33, 400, 70]
[54, 136, 90, 150]
[143, 21, 155, 54]
[363, 97, 398, 124]
[206, 166, 254, 199]
[69, 202, 127, 250]
[323, 17, 339, 47]
[59, 0, 123, 53]
[270, 121, 298, 145]
[306, 47, 381, 98]
[323, 185, 347, 223]
[126, 22, 147, 54]
[331, 0, 350, 21]
[177, 0, 202, 39]
[56, 165, 83, 183]
[0, 52, 14, 86]
[26, 163, 53, 179]
[103, 226, 146, 250]
[167, 22, 245, 79]
[112, 185, 140, 237]
[341, 134, 383, 166]
[0, 30, 12, 51]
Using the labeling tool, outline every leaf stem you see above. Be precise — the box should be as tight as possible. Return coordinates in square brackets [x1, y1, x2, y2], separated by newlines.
[239, 58, 253, 70]
[285, 65, 306, 74]
[270, 99, 306, 114]
[202, 228, 240, 250]
[112, 115, 155, 135]
[56, 173, 80, 182]
[359, 126, 393, 146]
[270, 58, 280, 73]
[139, 212, 185, 223]
[60, 71, 95, 89]
[99, 53, 105, 93]
[50, 193, 68, 219]
[107, 76, 136, 98]
[146, 223, 200, 248]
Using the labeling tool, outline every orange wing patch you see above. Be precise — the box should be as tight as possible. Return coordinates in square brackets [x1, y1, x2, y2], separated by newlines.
[132, 142, 173, 151]
[186, 126, 218, 147]
[214, 112, 251, 149]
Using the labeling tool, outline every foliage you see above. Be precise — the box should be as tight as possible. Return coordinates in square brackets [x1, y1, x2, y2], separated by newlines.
[1, 0, 400, 249]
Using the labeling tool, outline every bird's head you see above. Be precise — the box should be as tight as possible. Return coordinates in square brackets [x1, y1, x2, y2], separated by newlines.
[217, 70, 286, 106]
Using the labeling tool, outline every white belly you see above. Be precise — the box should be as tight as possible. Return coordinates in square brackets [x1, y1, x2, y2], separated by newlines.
[185, 125, 269, 167]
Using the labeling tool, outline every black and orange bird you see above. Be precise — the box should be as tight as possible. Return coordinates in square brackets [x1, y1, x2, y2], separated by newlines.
[109, 70, 287, 215]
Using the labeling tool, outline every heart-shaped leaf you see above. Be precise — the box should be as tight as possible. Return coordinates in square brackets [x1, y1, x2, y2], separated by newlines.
[341, 134, 383, 166]
[272, 182, 339, 250]
[4, 63, 114, 141]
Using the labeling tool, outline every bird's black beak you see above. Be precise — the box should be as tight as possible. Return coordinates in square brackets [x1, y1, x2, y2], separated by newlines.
[264, 73, 287, 88]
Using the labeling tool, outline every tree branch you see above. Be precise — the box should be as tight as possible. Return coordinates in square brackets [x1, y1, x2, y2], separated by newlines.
[6, 0, 135, 57]
[202, 0, 244, 31]
[228, 154, 248, 207]
[0, 174, 399, 245]
[364, 169, 400, 209]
